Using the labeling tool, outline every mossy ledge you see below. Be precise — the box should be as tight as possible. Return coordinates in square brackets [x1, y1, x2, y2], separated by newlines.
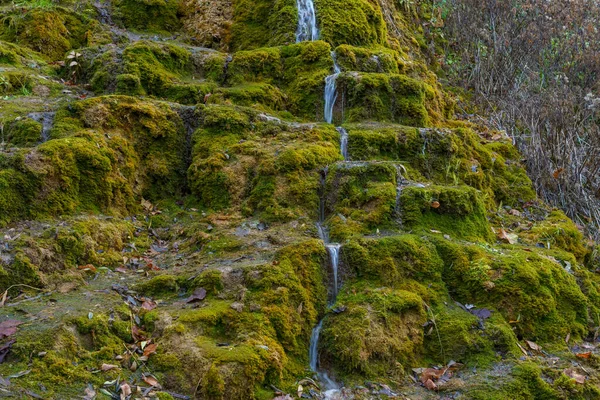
[0, 1, 599, 399]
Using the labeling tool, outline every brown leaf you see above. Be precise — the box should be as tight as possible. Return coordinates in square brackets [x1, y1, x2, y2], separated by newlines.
[131, 325, 145, 341]
[141, 198, 153, 212]
[83, 384, 96, 400]
[564, 368, 586, 384]
[143, 343, 158, 357]
[420, 367, 446, 383]
[526, 340, 541, 352]
[553, 168, 565, 179]
[424, 378, 437, 391]
[100, 363, 119, 372]
[141, 300, 157, 311]
[115, 266, 128, 274]
[78, 264, 97, 272]
[142, 374, 160, 388]
[0, 320, 22, 339]
[497, 229, 517, 244]
[185, 287, 207, 304]
[508, 209, 522, 217]
[576, 352, 592, 359]
[120, 382, 131, 397]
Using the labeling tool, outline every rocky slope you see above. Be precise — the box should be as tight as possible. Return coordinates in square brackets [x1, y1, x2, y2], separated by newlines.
[0, 0, 599, 399]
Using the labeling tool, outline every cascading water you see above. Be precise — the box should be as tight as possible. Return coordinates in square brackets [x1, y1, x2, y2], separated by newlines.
[326, 244, 341, 298]
[309, 168, 343, 398]
[296, 0, 319, 42]
[28, 112, 56, 143]
[394, 165, 406, 220]
[324, 53, 341, 124]
[336, 127, 349, 161]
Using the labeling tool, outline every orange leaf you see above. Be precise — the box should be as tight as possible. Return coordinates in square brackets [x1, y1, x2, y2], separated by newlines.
[420, 367, 446, 383]
[78, 264, 97, 272]
[553, 168, 565, 179]
[576, 352, 592, 359]
[424, 378, 437, 391]
[143, 343, 158, 357]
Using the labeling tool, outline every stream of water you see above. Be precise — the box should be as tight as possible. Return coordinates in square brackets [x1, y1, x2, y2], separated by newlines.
[309, 166, 343, 398]
[324, 53, 342, 124]
[336, 127, 349, 161]
[28, 112, 56, 143]
[296, 0, 319, 42]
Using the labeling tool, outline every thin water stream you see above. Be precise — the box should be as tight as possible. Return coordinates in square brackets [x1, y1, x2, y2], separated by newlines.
[324, 53, 341, 124]
[296, 0, 319, 42]
[28, 112, 56, 143]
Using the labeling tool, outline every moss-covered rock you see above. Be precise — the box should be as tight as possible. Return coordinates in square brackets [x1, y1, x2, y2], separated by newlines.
[113, 0, 182, 33]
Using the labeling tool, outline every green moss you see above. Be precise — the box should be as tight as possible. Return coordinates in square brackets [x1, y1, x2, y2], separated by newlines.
[202, 363, 226, 399]
[188, 270, 223, 296]
[314, 0, 387, 47]
[435, 239, 590, 342]
[230, 0, 296, 51]
[400, 185, 493, 241]
[321, 284, 425, 381]
[343, 235, 444, 288]
[522, 210, 586, 260]
[335, 45, 405, 73]
[1, 8, 97, 60]
[5, 118, 42, 146]
[325, 162, 398, 237]
[115, 73, 144, 95]
[113, 0, 182, 33]
[136, 274, 179, 296]
[226, 41, 332, 117]
[339, 73, 431, 126]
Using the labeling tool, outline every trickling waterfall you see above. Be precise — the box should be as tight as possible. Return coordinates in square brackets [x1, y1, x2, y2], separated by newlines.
[309, 167, 342, 397]
[28, 112, 56, 143]
[296, 0, 319, 42]
[336, 127, 349, 161]
[324, 53, 341, 124]
[394, 165, 410, 223]
[326, 244, 341, 299]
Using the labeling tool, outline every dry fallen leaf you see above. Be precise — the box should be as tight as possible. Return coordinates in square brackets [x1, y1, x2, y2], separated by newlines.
[100, 364, 119, 372]
[78, 264, 97, 272]
[497, 229, 518, 244]
[424, 378, 437, 391]
[120, 382, 132, 397]
[143, 343, 158, 357]
[185, 287, 207, 304]
[576, 352, 592, 359]
[142, 374, 160, 388]
[553, 168, 565, 179]
[526, 340, 541, 352]
[420, 367, 447, 384]
[141, 300, 157, 311]
[0, 320, 22, 339]
[564, 368, 586, 384]
[141, 198, 153, 212]
[83, 384, 96, 400]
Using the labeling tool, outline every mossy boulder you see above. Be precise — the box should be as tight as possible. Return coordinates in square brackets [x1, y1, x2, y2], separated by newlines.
[113, 0, 182, 33]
